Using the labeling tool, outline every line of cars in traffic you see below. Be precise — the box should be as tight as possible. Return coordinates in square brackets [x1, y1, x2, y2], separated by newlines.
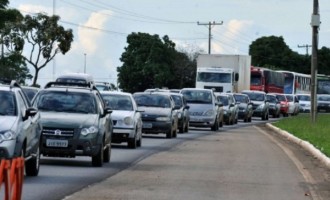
[1, 73, 330, 177]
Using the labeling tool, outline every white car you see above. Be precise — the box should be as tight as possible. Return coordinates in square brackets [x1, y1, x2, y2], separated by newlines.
[101, 91, 143, 149]
[296, 94, 311, 113]
[285, 94, 300, 115]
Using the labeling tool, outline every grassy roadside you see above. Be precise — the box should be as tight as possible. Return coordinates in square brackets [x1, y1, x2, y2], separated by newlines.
[271, 114, 330, 157]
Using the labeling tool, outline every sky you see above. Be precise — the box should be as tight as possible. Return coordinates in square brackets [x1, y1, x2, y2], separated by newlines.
[8, 0, 330, 88]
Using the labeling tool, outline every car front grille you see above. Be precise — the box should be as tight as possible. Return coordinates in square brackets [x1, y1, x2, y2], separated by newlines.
[42, 127, 75, 137]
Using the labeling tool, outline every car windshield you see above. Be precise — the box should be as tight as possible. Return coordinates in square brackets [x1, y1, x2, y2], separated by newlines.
[266, 95, 277, 103]
[34, 91, 97, 114]
[276, 95, 286, 101]
[134, 94, 171, 108]
[96, 85, 109, 91]
[181, 90, 212, 104]
[297, 95, 311, 101]
[317, 95, 330, 101]
[22, 87, 39, 101]
[197, 72, 231, 83]
[217, 96, 229, 106]
[285, 95, 293, 102]
[170, 95, 183, 107]
[243, 93, 265, 101]
[0, 91, 16, 116]
[233, 94, 247, 103]
[102, 94, 133, 111]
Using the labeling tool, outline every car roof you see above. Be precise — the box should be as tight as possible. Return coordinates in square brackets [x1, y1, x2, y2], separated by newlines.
[100, 91, 132, 97]
[241, 90, 266, 94]
[55, 73, 94, 84]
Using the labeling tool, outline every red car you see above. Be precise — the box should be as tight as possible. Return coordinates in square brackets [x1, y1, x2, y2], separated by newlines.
[270, 93, 289, 117]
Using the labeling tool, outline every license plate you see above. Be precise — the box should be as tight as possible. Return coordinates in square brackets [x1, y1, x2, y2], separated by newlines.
[46, 139, 68, 147]
[143, 123, 152, 128]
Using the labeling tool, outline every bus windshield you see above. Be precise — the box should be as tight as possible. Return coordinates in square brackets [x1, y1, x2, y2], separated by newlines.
[197, 72, 231, 83]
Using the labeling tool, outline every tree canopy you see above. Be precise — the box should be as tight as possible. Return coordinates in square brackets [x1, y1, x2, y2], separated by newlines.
[3, 13, 74, 86]
[117, 32, 197, 93]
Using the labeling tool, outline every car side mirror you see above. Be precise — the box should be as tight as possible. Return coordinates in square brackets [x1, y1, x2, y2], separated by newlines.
[174, 105, 181, 110]
[102, 107, 112, 117]
[229, 103, 235, 107]
[184, 105, 190, 110]
[24, 107, 38, 120]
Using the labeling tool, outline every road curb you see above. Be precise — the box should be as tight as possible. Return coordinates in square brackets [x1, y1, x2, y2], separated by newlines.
[265, 123, 330, 170]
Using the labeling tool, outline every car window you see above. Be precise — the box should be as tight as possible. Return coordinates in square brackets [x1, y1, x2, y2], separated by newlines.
[181, 90, 212, 104]
[276, 95, 286, 101]
[285, 95, 293, 102]
[243, 93, 265, 101]
[34, 91, 97, 114]
[102, 94, 133, 111]
[266, 95, 277, 103]
[171, 95, 183, 107]
[134, 94, 171, 108]
[0, 91, 16, 116]
[217, 96, 229, 106]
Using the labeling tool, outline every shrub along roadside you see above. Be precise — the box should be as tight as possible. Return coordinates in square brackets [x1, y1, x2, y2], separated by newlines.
[272, 114, 330, 157]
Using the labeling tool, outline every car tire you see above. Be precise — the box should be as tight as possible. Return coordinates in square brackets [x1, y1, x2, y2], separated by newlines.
[211, 118, 219, 131]
[179, 122, 184, 133]
[166, 129, 172, 139]
[248, 116, 252, 122]
[184, 121, 189, 132]
[103, 141, 111, 163]
[173, 128, 177, 138]
[25, 144, 40, 177]
[92, 143, 104, 167]
[137, 134, 142, 147]
[128, 133, 137, 149]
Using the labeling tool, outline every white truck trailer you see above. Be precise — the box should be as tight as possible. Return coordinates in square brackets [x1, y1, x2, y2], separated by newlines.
[196, 54, 251, 93]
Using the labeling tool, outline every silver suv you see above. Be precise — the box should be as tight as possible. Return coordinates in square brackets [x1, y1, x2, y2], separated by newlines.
[32, 81, 113, 167]
[0, 80, 42, 176]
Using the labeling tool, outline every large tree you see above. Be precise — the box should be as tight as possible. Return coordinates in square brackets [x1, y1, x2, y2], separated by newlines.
[3, 13, 74, 86]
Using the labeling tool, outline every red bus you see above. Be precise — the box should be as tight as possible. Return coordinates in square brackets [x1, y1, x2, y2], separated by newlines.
[250, 66, 285, 93]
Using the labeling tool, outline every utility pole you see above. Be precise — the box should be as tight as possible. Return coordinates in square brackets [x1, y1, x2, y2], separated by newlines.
[298, 44, 312, 56]
[310, 0, 320, 123]
[197, 21, 223, 54]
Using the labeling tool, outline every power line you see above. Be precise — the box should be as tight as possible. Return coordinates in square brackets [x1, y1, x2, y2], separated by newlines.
[298, 44, 312, 56]
[197, 21, 223, 54]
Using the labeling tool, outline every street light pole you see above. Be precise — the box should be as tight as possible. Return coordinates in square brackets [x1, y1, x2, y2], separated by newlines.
[84, 53, 87, 73]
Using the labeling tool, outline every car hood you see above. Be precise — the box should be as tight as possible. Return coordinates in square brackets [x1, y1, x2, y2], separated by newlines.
[250, 100, 264, 106]
[139, 107, 171, 116]
[0, 116, 17, 131]
[237, 103, 248, 109]
[111, 110, 135, 120]
[299, 100, 310, 105]
[188, 103, 214, 112]
[39, 112, 98, 128]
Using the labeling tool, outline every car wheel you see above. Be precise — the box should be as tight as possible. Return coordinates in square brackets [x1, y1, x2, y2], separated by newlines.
[211, 117, 219, 131]
[184, 121, 189, 132]
[219, 119, 223, 127]
[137, 133, 142, 147]
[25, 144, 40, 176]
[173, 127, 177, 138]
[128, 133, 137, 149]
[248, 116, 252, 122]
[103, 141, 111, 163]
[166, 129, 172, 139]
[92, 142, 104, 167]
[179, 122, 184, 133]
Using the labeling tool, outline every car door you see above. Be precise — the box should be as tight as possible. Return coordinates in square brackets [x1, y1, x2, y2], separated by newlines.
[17, 90, 40, 154]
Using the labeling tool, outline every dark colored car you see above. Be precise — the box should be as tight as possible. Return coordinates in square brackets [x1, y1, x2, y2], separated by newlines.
[266, 94, 281, 118]
[169, 93, 190, 133]
[133, 92, 179, 138]
[233, 93, 253, 122]
[32, 81, 113, 167]
[242, 90, 269, 120]
[317, 94, 330, 113]
[0, 80, 42, 176]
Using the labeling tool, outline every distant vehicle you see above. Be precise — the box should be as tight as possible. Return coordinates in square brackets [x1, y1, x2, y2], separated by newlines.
[196, 54, 251, 93]
[250, 66, 285, 93]
[169, 93, 190, 133]
[285, 94, 300, 116]
[242, 90, 269, 120]
[215, 93, 235, 125]
[317, 94, 330, 113]
[32, 81, 113, 167]
[55, 73, 94, 85]
[317, 74, 330, 94]
[133, 92, 179, 138]
[277, 71, 311, 95]
[225, 93, 239, 124]
[144, 88, 170, 93]
[181, 88, 223, 130]
[296, 94, 311, 113]
[266, 94, 281, 118]
[101, 91, 143, 148]
[271, 93, 289, 117]
[0, 80, 42, 176]
[169, 89, 181, 93]
[233, 93, 253, 122]
[22, 86, 40, 101]
[95, 82, 112, 91]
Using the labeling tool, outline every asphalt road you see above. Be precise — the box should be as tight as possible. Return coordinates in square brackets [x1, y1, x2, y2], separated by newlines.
[17, 117, 330, 200]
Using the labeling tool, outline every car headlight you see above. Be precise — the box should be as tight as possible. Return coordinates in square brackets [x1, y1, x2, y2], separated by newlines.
[80, 126, 98, 136]
[257, 104, 264, 110]
[0, 130, 15, 143]
[156, 117, 170, 122]
[204, 110, 214, 116]
[123, 117, 133, 125]
[177, 112, 182, 119]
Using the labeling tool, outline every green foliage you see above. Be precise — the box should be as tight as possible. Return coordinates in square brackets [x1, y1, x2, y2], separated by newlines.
[273, 114, 330, 157]
[117, 32, 197, 93]
[3, 13, 74, 86]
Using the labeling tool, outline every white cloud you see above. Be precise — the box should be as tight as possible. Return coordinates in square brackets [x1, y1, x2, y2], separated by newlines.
[18, 4, 51, 15]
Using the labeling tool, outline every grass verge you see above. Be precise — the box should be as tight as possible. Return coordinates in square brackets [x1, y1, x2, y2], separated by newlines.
[272, 113, 330, 157]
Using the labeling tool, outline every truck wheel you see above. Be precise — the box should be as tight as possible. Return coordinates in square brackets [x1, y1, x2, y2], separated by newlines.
[92, 143, 104, 167]
[25, 144, 40, 176]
